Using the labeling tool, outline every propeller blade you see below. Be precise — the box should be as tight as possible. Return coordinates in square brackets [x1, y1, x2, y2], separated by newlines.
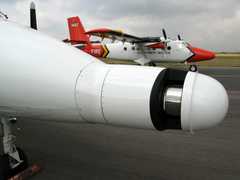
[178, 34, 181, 40]
[30, 2, 37, 30]
[0, 11, 8, 19]
[162, 29, 167, 40]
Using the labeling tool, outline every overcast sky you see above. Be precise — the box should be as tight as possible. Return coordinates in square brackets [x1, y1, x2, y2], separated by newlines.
[1, 0, 240, 52]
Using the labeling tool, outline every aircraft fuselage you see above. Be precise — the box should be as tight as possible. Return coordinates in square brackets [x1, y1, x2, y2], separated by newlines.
[76, 41, 215, 65]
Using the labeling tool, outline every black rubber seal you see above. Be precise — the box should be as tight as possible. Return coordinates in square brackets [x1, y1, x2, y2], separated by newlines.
[150, 69, 188, 131]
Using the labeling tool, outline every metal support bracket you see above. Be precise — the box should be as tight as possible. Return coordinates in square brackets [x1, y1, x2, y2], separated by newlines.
[1, 117, 22, 168]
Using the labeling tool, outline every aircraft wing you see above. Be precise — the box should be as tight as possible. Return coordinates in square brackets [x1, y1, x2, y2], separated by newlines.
[85, 28, 161, 44]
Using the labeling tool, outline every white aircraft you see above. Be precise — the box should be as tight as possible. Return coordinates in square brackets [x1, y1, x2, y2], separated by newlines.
[64, 16, 216, 71]
[0, 3, 228, 179]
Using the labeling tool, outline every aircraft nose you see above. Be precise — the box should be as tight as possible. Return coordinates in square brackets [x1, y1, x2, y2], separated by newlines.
[188, 47, 215, 62]
[181, 72, 229, 131]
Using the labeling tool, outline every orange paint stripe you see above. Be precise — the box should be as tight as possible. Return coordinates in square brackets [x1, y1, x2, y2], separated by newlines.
[102, 45, 109, 58]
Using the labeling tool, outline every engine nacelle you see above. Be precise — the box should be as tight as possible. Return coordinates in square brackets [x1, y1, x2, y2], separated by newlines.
[76, 64, 228, 131]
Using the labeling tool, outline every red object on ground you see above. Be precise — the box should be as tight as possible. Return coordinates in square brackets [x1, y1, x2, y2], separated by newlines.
[8, 164, 41, 180]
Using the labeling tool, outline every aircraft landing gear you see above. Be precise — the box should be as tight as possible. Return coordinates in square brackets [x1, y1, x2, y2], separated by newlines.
[148, 62, 157, 67]
[0, 117, 28, 179]
[189, 64, 198, 72]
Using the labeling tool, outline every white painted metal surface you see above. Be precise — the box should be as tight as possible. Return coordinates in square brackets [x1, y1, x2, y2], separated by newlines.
[0, 20, 99, 121]
[75, 62, 110, 123]
[106, 41, 193, 63]
[101, 65, 162, 129]
[181, 72, 229, 130]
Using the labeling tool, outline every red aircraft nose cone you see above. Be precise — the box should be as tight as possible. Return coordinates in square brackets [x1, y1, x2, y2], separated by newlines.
[188, 47, 215, 62]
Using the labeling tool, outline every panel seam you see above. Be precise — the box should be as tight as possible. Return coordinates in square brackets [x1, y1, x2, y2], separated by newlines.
[100, 67, 111, 124]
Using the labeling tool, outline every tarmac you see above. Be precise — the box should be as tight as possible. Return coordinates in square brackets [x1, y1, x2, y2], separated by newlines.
[2, 67, 240, 180]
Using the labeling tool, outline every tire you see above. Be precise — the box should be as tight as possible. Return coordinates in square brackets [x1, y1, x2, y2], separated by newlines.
[0, 154, 10, 180]
[149, 62, 156, 67]
[189, 65, 197, 72]
[9, 147, 28, 177]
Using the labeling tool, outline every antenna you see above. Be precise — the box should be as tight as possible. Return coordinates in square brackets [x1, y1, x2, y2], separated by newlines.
[30, 2, 37, 30]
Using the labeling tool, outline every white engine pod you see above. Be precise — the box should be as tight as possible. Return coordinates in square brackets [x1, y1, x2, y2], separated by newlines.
[75, 63, 110, 123]
[76, 64, 228, 131]
[101, 65, 163, 129]
[181, 72, 229, 131]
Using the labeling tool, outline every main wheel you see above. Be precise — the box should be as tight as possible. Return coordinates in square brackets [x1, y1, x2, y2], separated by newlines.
[189, 65, 197, 72]
[149, 62, 157, 67]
